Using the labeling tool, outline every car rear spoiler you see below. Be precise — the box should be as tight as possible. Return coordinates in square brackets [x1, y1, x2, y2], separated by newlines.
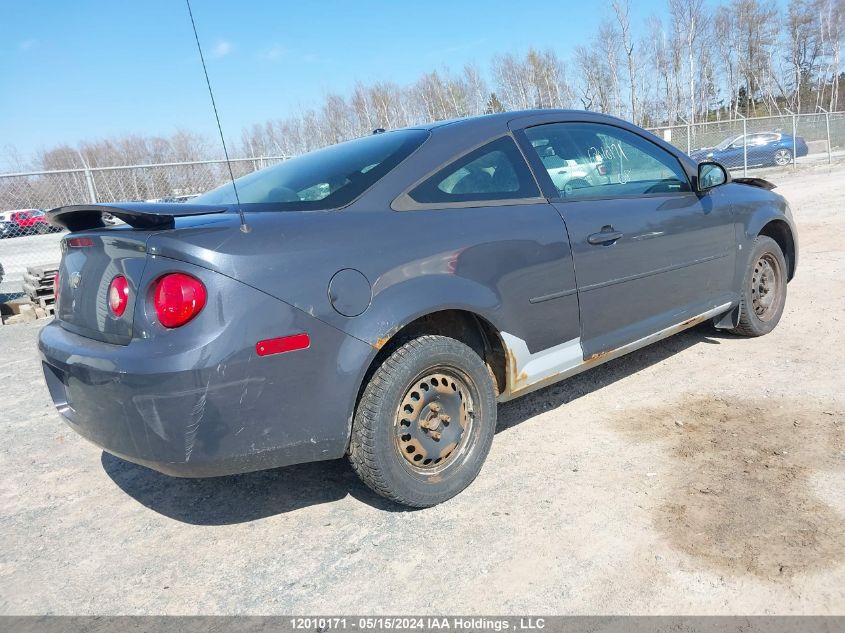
[733, 177, 776, 191]
[47, 203, 228, 231]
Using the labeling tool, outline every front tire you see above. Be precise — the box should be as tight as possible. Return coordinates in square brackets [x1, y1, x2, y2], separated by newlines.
[348, 335, 497, 507]
[730, 236, 787, 337]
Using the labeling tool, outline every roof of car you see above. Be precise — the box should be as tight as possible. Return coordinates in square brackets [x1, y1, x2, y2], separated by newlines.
[405, 109, 631, 135]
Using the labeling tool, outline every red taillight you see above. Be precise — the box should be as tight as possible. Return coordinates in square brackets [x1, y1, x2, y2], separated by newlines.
[67, 237, 93, 248]
[153, 273, 206, 328]
[108, 276, 129, 317]
[256, 333, 310, 357]
[53, 272, 60, 305]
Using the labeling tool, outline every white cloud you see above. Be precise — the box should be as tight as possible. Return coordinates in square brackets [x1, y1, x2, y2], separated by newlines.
[211, 40, 233, 58]
[260, 45, 285, 61]
[18, 39, 37, 51]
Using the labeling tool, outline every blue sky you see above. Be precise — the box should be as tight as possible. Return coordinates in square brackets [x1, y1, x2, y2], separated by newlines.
[3, 0, 679, 165]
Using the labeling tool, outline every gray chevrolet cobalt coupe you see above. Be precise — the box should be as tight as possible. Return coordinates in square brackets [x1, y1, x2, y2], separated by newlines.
[40, 110, 797, 507]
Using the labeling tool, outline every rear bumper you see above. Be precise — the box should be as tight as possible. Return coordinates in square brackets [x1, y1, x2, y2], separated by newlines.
[38, 279, 374, 477]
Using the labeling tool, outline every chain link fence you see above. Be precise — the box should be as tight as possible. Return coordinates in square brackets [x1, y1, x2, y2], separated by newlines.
[2, 112, 844, 295]
[647, 110, 845, 173]
[0, 156, 287, 294]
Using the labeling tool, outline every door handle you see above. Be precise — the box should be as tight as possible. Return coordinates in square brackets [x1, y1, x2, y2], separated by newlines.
[587, 228, 624, 245]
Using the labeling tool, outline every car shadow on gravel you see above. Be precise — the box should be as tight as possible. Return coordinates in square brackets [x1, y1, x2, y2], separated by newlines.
[103, 323, 726, 523]
[101, 452, 403, 523]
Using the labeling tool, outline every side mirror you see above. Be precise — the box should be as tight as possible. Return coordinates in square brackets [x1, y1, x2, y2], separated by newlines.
[697, 161, 729, 192]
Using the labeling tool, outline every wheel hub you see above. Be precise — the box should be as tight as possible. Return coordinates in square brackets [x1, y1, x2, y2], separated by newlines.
[751, 253, 782, 319]
[396, 371, 472, 469]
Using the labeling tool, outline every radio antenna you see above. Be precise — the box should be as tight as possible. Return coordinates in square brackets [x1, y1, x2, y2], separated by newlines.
[185, 0, 249, 233]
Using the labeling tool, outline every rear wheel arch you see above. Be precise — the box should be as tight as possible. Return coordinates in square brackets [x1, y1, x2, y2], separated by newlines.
[348, 334, 498, 506]
[758, 219, 795, 280]
[354, 309, 507, 417]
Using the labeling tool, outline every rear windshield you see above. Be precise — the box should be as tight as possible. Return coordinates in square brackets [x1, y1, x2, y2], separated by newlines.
[194, 129, 429, 209]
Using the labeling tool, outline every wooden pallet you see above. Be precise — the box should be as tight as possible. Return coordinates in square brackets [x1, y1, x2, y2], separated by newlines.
[21, 263, 60, 314]
[23, 271, 53, 287]
[23, 282, 54, 299]
[26, 264, 59, 279]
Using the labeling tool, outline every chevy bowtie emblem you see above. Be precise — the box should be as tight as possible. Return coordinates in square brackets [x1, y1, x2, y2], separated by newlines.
[69, 272, 82, 289]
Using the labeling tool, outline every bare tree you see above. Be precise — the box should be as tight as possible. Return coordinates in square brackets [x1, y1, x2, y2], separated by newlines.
[574, 44, 612, 113]
[612, 0, 639, 123]
[714, 7, 741, 118]
[492, 53, 532, 110]
[669, 0, 708, 123]
[785, 0, 823, 112]
[461, 64, 488, 116]
[816, 0, 845, 111]
[8, 0, 845, 177]
[731, 0, 780, 115]
[644, 15, 678, 123]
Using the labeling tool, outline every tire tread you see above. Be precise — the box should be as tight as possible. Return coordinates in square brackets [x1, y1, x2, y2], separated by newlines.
[348, 335, 493, 507]
[729, 235, 786, 337]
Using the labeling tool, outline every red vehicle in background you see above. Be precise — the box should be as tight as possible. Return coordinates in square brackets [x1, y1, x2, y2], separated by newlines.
[3, 209, 60, 236]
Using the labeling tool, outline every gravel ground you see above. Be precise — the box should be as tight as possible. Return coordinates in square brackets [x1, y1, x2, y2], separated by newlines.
[0, 165, 843, 615]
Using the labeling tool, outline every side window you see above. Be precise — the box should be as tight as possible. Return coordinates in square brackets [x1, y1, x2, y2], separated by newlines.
[524, 123, 691, 198]
[409, 136, 539, 204]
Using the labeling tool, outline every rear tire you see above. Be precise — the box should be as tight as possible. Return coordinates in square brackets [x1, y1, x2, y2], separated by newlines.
[348, 335, 497, 507]
[773, 148, 792, 167]
[730, 236, 787, 337]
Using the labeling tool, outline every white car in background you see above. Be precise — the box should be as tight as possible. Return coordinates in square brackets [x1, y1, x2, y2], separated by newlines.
[145, 194, 202, 203]
[0, 218, 14, 238]
[532, 140, 610, 195]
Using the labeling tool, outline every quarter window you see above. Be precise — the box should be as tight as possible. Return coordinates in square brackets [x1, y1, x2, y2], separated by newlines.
[193, 129, 429, 210]
[409, 136, 539, 204]
[524, 123, 691, 198]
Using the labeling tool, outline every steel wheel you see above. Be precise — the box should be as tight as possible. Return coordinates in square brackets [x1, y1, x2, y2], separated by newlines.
[348, 335, 497, 507]
[750, 252, 784, 322]
[730, 236, 788, 337]
[773, 149, 792, 166]
[395, 369, 474, 473]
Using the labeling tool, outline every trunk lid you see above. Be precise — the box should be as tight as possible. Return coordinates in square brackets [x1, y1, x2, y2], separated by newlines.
[50, 203, 229, 344]
[56, 231, 149, 344]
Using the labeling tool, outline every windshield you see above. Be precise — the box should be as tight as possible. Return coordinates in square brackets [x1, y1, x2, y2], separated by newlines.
[714, 136, 739, 151]
[194, 129, 429, 209]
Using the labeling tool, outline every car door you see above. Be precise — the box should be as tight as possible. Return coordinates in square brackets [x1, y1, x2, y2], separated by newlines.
[517, 121, 736, 359]
[745, 133, 773, 166]
[716, 136, 746, 169]
[391, 134, 583, 380]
